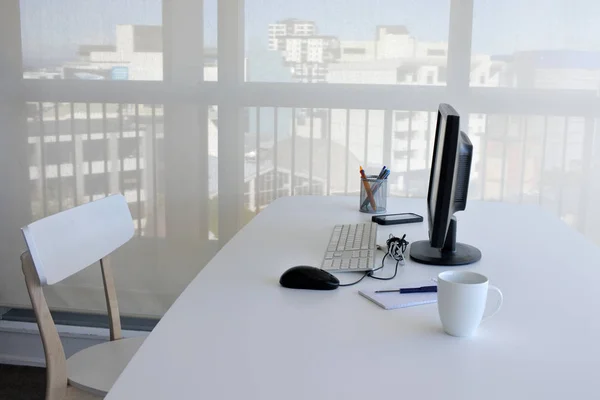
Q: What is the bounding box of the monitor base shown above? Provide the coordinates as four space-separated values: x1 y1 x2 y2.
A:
409 240 482 266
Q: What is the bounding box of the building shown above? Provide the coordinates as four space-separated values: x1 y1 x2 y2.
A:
268 19 317 51
58 25 221 81
497 50 600 90
339 41 376 63
63 25 163 81
375 25 416 59
268 19 340 83
286 24 483 195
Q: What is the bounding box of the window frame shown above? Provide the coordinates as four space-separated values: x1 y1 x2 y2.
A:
4 0 600 244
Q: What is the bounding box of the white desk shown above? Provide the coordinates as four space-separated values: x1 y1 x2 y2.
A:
106 196 600 400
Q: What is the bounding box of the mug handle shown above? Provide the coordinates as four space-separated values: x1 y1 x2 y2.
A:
482 285 503 321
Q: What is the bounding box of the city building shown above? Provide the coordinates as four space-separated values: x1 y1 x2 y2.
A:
339 41 376 63
375 25 416 59
279 23 486 195
268 19 340 83
268 19 317 51
63 25 163 81
57 25 221 81
497 50 600 90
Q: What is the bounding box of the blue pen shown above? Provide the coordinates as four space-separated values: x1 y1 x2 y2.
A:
376 165 387 179
375 285 437 294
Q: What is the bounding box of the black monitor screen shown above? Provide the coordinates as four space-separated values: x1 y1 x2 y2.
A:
427 111 446 234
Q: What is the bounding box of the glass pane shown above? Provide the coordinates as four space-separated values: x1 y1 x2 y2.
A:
246 0 450 84
26 102 166 237
21 0 163 81
471 0 600 89
469 113 598 237
242 106 448 223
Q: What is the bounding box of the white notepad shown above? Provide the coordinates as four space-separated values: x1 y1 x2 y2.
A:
359 280 437 310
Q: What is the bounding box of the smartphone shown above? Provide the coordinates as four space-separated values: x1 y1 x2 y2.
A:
371 213 424 225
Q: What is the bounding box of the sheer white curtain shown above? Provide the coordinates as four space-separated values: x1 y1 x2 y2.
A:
1 0 599 317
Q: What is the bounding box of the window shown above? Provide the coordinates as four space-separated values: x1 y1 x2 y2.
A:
2 0 600 319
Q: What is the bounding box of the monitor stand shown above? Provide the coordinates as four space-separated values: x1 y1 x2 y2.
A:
410 217 481 266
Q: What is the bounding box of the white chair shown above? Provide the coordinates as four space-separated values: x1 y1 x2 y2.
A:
20 194 145 400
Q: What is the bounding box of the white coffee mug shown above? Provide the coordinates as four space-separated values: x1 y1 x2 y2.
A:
437 271 503 337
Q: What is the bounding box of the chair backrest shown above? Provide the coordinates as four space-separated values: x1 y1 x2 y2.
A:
21 194 134 286
20 194 134 399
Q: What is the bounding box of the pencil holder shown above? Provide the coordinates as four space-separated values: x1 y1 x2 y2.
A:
359 175 387 213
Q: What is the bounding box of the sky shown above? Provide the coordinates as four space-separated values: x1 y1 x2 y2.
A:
19 0 600 66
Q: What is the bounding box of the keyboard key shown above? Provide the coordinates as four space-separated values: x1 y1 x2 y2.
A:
322 223 377 272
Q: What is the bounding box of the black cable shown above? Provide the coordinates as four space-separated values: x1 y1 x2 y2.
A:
338 264 384 287
337 270 370 287
368 253 400 281
338 234 409 287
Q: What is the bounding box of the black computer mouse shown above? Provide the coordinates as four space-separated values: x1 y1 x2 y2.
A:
279 266 340 290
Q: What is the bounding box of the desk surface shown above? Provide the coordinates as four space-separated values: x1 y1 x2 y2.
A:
106 197 600 400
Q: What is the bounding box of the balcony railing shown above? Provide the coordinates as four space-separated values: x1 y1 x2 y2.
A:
24 94 600 245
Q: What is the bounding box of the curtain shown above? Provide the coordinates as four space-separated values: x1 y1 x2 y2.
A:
1 0 599 317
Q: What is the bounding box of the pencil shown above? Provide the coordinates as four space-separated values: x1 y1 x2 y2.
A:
359 166 377 210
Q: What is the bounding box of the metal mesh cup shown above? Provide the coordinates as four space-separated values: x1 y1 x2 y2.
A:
359 176 387 213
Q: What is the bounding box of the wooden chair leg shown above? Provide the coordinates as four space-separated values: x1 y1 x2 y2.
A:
21 251 69 400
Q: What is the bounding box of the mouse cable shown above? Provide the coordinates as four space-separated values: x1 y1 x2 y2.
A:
337 265 383 287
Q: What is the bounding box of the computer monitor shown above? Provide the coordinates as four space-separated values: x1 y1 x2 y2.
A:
409 104 482 266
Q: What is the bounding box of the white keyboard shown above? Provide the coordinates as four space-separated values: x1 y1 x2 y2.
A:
321 223 378 272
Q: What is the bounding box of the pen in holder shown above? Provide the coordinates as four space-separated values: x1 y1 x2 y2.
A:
360 175 387 214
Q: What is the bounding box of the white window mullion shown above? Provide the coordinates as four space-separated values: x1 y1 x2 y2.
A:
0 1 29 213
162 0 211 251
0 1 32 307
217 0 246 246
446 0 475 117
163 0 205 84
